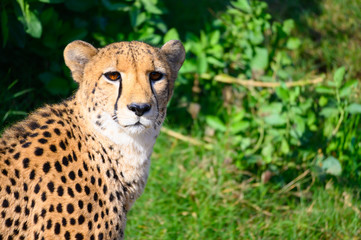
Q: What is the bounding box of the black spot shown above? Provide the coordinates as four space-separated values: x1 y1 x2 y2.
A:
28 121 40 130
38 138 48 144
88 221 93 230
54 161 62 172
34 184 40 194
10 178 16 185
61 176 67 183
14 191 19 199
43 131 51 138
40 125 48 130
68 187 74 197
75 233 84 240
75 184 82 193
70 218 76 225
47 182 54 192
57 120 65 126
41 192 47 201
29 170 35 179
42 162 51 173
109 194 114 202
66 130 72 139
57 186 64 196
84 186 90 195
78 142 82 151
22 142 31 148
5 218 13 227
98 233 104 240
56 204 62 213
30 133 39 138
64 231 70 240
67 204 74 214
78 200 84 209
13 152 20 160
72 151 78 161
34 148 44 156
68 171 76 180
54 223 61 234
46 220 52 229
50 144 57 152
22 222 28 230
103 185 108 194
83 161 88 171
41 112 51 117
23 158 30 168
2 199 9 208
34 214 38 224
46 119 55 124
49 205 54 212
54 128 61 135
62 156 69 166
59 141 66 150
15 205 21 213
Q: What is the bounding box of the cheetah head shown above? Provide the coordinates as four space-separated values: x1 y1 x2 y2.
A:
64 40 185 141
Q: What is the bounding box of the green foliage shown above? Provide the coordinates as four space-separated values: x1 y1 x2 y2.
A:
0 0 360 186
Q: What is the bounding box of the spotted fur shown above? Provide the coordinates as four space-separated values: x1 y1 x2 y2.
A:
0 40 185 239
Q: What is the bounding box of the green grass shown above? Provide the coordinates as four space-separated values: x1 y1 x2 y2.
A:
125 132 361 239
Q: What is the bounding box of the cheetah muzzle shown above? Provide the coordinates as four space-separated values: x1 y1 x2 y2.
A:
0 40 185 239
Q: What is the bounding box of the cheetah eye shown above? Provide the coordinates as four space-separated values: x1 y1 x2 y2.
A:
149 72 164 81
104 71 121 81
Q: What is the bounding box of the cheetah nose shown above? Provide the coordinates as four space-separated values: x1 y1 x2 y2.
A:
127 103 151 116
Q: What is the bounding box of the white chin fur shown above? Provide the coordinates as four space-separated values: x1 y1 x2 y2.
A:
92 112 159 167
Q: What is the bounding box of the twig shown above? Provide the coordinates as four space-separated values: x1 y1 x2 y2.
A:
278 169 310 194
201 73 325 88
161 127 213 150
238 199 273 216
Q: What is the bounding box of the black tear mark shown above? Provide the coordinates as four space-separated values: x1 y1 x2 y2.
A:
114 81 122 116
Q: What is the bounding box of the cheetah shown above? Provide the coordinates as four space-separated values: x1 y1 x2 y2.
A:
0 40 185 239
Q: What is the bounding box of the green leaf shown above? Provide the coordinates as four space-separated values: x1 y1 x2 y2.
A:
315 86 334 94
286 37 301 50
320 107 339 117
164 28 180 43
333 66 345 88
264 113 287 126
209 30 220 45
282 19 295 35
322 156 342 176
250 47 268 70
16 0 42 38
275 86 290 102
231 0 251 13
206 116 226 132
319 96 328 107
196 53 208 74
346 103 361 114
1 8 9 47
141 0 163 14
340 79 358 98
230 121 250 134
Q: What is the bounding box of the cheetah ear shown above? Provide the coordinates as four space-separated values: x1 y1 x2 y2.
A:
64 40 98 82
161 40 185 72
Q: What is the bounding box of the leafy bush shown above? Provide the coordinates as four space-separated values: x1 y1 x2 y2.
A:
1 0 360 182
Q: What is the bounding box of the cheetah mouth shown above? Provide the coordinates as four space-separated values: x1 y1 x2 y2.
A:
124 121 143 127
